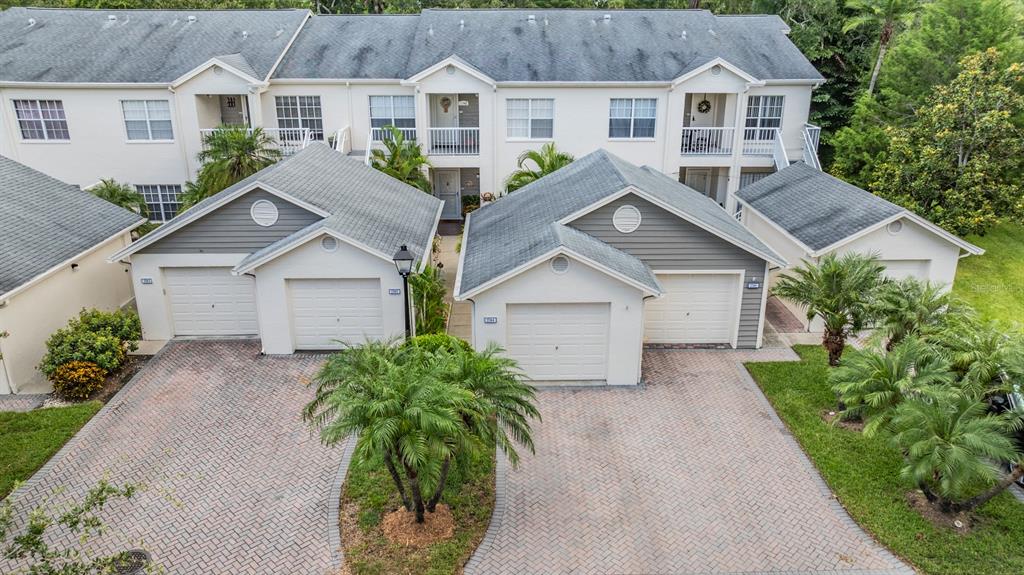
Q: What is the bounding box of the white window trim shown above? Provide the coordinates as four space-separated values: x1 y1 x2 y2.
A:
121 99 174 143
505 98 555 141
136 184 183 223
12 99 70 142
369 94 416 141
274 95 324 140
744 95 785 140
608 98 657 140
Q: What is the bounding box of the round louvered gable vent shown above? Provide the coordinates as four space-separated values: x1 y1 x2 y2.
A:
613 205 642 233
887 220 904 234
250 200 279 227
321 236 338 252
550 255 570 274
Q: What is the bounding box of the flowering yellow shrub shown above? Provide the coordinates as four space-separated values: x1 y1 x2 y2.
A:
51 361 107 401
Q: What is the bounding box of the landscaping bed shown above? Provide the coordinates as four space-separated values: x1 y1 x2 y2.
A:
339 447 495 575
745 345 1024 575
954 221 1024 326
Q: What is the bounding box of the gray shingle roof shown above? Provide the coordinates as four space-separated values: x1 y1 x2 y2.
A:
458 149 782 296
0 155 143 297
128 143 441 267
736 162 905 252
276 9 822 82
0 8 308 83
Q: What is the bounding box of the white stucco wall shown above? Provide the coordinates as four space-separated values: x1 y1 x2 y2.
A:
128 252 250 341
467 254 646 386
250 234 408 354
0 233 134 394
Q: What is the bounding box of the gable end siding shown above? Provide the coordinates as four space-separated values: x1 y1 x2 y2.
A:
570 194 767 348
139 189 322 254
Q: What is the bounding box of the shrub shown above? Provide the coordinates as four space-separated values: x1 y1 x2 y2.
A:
39 329 124 377
75 309 141 352
462 194 480 216
409 263 448 335
50 361 107 400
409 333 471 354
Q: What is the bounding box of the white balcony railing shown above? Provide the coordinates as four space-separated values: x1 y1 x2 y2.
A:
680 127 735 155
802 123 822 171
741 127 778 156
370 126 418 143
199 127 312 157
428 127 480 156
772 129 790 169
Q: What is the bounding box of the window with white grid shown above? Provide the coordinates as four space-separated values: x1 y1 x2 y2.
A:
608 98 656 139
507 98 554 139
745 96 784 141
13 100 70 141
136 184 182 222
121 100 173 141
369 95 416 140
275 96 324 140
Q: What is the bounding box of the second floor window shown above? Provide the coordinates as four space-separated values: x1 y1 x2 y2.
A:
745 96 784 140
507 98 554 139
369 95 415 140
136 184 182 223
275 96 323 140
609 98 656 139
13 99 69 141
122 100 173 141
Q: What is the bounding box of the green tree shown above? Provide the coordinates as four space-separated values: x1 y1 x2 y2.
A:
870 49 1024 236
828 94 893 189
369 126 432 193
870 277 953 350
842 0 922 95
933 314 1024 398
772 252 886 366
88 178 149 218
181 126 282 209
504 143 574 193
830 338 956 434
887 395 1024 512
409 262 448 335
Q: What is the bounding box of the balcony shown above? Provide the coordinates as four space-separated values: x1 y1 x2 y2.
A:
199 127 312 157
428 127 480 156
680 127 735 155
370 126 418 143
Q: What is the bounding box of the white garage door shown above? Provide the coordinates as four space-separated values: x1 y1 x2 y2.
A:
644 273 740 344
881 259 931 280
506 303 609 382
164 267 258 336
289 278 384 349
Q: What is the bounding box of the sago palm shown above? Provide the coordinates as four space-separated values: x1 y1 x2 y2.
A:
773 252 886 366
843 0 922 95
830 337 956 435
504 143 574 193
183 126 282 209
871 277 952 350
933 314 1023 399
887 395 1023 512
370 126 432 193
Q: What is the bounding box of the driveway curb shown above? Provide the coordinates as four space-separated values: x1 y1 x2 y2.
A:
328 435 356 570
735 360 915 575
463 446 509 573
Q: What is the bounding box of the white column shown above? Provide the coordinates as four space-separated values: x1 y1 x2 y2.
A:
725 90 749 214
246 89 264 129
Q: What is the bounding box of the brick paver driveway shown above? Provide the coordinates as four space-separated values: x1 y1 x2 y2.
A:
1 340 340 575
466 349 911 575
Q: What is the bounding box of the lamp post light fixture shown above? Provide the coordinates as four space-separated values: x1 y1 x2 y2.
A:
392 244 415 339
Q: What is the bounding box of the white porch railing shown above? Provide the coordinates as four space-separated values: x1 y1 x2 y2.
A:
199 127 312 157
772 129 789 169
741 127 778 156
802 123 822 170
428 127 480 155
680 127 735 155
370 126 418 142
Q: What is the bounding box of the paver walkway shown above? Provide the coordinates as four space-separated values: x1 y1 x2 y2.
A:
466 348 911 575
438 234 471 342
0 393 47 412
1 340 340 575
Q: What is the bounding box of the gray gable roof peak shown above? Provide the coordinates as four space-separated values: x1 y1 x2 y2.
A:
1 155 144 297
114 143 441 267
736 163 905 252
0 7 308 84
457 149 782 297
274 9 822 82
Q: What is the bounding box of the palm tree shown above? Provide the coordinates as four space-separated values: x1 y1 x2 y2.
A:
887 395 1023 512
871 278 952 350
409 263 448 335
370 126 432 193
89 179 149 218
504 143 574 193
182 126 282 209
830 337 956 435
773 252 887 366
843 0 922 95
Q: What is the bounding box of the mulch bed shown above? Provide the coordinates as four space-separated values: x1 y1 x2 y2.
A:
906 491 974 534
821 409 865 432
42 355 151 408
381 504 455 547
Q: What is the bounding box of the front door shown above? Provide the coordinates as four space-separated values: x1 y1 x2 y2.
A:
682 168 712 198
435 169 461 220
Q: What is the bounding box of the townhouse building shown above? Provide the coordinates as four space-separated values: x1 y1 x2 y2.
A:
0 7 823 223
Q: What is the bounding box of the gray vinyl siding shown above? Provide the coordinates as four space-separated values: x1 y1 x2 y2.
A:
458 94 479 128
570 194 768 348
139 189 322 254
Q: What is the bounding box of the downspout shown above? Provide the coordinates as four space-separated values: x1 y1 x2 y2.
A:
168 85 192 181
491 85 498 196
0 324 14 395
639 294 658 384
346 81 354 146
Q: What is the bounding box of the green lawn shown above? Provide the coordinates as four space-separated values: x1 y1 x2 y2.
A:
954 221 1024 325
746 346 1024 575
341 447 495 575
0 402 101 499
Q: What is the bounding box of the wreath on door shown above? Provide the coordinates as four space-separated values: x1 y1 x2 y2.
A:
697 99 712 114
441 97 452 113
